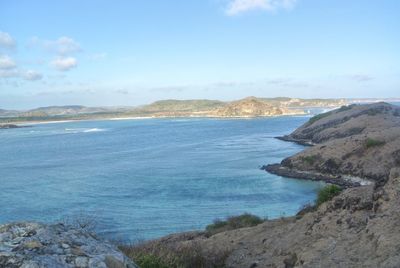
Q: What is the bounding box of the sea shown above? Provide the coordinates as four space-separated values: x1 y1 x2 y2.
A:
0 114 326 241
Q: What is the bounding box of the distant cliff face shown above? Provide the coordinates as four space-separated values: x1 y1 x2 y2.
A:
211 97 304 117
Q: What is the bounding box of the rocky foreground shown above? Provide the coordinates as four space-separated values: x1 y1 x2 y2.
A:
126 102 400 267
0 222 137 268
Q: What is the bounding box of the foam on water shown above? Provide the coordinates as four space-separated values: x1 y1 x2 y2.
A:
65 128 107 133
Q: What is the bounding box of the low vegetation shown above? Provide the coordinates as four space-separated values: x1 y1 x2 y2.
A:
307 111 333 125
316 185 342 207
120 241 229 268
300 155 317 165
306 105 354 126
205 213 264 236
364 138 386 149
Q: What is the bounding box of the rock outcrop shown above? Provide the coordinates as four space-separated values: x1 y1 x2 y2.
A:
0 124 24 129
0 222 138 268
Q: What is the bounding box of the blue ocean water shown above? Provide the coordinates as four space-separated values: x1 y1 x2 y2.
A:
0 116 324 241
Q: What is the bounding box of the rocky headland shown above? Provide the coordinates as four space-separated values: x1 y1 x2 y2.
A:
122 102 400 267
265 102 400 187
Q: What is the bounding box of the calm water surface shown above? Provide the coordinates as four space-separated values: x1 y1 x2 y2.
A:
0 116 324 240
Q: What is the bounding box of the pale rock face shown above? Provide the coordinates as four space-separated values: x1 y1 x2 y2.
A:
0 222 138 268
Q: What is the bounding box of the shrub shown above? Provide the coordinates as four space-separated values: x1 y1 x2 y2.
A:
205 213 264 236
307 111 332 125
337 105 354 112
316 185 342 207
120 240 229 268
364 138 385 149
366 108 382 116
300 155 317 165
132 254 170 268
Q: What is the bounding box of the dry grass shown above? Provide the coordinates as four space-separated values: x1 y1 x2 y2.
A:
120 240 230 268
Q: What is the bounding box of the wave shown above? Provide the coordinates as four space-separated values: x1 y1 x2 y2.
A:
64 128 107 133
83 128 106 133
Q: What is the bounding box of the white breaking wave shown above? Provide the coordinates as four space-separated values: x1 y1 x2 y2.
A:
64 128 107 133
83 128 106 133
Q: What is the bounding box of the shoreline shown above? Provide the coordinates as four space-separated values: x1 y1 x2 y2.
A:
2 112 312 127
262 163 374 188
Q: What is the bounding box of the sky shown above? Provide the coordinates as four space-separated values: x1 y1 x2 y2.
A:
0 0 399 109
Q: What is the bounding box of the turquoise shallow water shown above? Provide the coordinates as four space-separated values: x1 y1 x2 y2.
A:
0 116 324 241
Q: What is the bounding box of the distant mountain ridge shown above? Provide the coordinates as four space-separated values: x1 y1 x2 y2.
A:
0 97 350 123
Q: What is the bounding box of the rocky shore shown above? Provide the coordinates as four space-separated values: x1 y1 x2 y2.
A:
0 124 25 129
0 222 138 268
262 164 371 188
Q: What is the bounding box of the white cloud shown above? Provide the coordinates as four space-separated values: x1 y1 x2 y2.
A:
22 70 43 81
30 36 81 55
226 0 297 15
0 31 16 48
51 57 78 71
0 68 42 81
0 55 16 70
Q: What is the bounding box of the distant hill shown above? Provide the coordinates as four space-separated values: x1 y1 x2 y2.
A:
0 97 349 123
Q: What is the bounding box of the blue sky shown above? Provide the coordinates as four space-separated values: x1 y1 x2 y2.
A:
0 0 399 109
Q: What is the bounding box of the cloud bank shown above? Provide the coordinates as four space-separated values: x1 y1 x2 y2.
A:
226 0 297 15
30 36 81 55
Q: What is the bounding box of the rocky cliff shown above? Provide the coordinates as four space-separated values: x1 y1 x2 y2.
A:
210 97 304 117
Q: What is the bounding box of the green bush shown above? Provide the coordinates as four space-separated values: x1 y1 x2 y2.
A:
316 185 342 207
364 138 385 148
206 213 264 236
306 105 354 126
307 111 332 125
134 254 170 268
300 155 317 165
